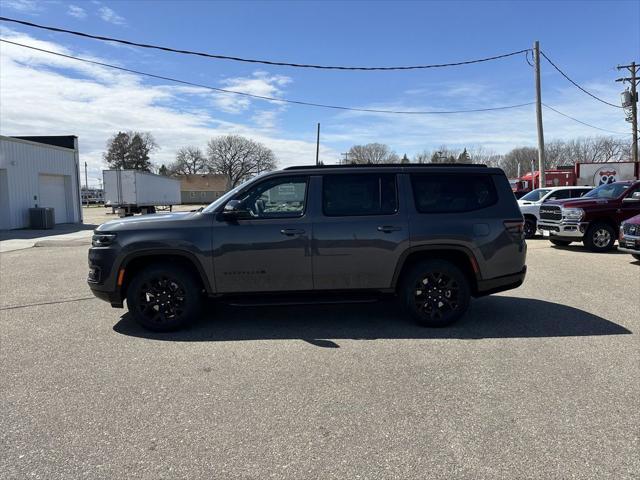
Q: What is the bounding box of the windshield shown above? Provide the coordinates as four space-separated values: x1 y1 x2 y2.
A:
520 189 552 201
201 173 269 213
583 182 630 199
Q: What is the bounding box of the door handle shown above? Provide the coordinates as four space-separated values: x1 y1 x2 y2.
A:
377 225 402 233
280 228 305 236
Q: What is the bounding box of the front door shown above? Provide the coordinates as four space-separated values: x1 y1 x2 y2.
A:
312 172 409 290
212 175 312 293
619 186 640 224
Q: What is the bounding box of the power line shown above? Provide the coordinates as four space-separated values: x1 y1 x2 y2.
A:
0 16 530 71
540 51 622 108
542 103 629 135
0 38 536 115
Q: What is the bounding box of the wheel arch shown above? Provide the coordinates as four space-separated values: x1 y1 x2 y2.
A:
392 246 481 296
118 249 212 299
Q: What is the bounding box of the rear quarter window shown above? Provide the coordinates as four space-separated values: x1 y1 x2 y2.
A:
410 173 498 213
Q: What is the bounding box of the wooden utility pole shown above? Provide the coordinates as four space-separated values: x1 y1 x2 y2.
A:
533 40 546 189
616 62 639 164
315 123 320 165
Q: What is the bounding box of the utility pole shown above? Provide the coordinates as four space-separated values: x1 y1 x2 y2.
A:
533 40 546 189
315 123 321 165
84 161 88 205
341 152 349 164
616 62 639 164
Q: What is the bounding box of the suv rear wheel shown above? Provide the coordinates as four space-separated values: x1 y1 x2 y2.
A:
401 259 470 327
584 222 616 252
126 264 203 331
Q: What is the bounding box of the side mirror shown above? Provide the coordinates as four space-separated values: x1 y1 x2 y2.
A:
223 199 250 219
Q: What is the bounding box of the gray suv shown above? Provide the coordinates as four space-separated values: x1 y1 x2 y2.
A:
88 164 527 331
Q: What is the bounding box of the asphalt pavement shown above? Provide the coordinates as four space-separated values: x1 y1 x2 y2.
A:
0 239 638 479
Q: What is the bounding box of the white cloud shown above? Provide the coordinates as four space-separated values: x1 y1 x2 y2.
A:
213 71 292 113
0 31 336 187
323 78 629 158
1 0 40 13
67 4 87 19
98 6 126 25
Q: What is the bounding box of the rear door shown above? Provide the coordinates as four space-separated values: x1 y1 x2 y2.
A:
312 172 409 290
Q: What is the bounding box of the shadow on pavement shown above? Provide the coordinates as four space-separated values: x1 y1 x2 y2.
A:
0 223 97 241
113 296 631 345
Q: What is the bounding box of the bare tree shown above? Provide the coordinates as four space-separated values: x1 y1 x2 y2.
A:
170 146 207 175
348 143 399 164
206 135 277 189
499 147 538 178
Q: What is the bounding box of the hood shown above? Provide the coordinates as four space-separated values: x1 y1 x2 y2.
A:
623 213 640 225
96 211 200 232
542 197 611 209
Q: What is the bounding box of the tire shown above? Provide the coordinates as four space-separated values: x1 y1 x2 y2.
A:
583 222 616 252
523 218 537 239
126 264 203 331
550 239 572 246
401 259 470 327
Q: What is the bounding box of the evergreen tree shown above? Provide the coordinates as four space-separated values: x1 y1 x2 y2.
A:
457 148 471 163
103 131 157 171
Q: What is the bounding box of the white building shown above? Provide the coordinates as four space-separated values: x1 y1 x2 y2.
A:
0 135 83 230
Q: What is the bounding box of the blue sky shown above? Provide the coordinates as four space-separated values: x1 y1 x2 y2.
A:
0 0 638 185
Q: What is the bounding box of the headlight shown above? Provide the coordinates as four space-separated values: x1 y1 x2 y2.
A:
561 208 584 220
92 232 117 247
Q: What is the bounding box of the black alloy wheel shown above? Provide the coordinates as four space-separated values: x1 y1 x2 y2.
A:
403 260 470 327
127 264 202 331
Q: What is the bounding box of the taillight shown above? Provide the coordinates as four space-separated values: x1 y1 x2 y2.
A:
504 219 524 240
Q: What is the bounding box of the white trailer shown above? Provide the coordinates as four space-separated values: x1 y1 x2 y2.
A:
103 170 181 216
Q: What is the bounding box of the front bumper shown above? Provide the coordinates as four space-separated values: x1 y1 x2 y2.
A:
87 246 124 308
618 232 640 255
537 220 587 239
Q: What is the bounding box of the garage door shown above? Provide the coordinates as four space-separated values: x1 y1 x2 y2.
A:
39 174 69 224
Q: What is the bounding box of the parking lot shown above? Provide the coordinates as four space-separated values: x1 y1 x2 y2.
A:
1 234 638 479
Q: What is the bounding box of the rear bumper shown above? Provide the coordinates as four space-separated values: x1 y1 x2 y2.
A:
475 266 527 297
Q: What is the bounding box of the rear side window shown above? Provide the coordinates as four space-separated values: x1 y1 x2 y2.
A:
572 189 590 198
410 174 497 213
547 189 571 200
323 173 398 216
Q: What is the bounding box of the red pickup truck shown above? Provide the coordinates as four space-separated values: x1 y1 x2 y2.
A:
537 180 640 252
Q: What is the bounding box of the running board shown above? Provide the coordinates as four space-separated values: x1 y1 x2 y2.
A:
223 293 380 307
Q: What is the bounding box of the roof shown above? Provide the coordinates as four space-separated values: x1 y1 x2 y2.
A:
280 163 503 175
11 135 77 150
176 173 227 192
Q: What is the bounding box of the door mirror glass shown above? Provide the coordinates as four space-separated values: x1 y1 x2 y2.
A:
622 191 640 203
223 199 251 218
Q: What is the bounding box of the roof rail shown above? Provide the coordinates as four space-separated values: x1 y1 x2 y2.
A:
284 163 487 170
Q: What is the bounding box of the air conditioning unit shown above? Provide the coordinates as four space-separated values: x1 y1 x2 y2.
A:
29 207 55 229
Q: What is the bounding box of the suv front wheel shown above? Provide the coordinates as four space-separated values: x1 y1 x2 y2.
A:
126 264 203 331
402 259 471 327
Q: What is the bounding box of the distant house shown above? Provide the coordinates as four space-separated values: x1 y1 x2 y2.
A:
177 174 227 204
